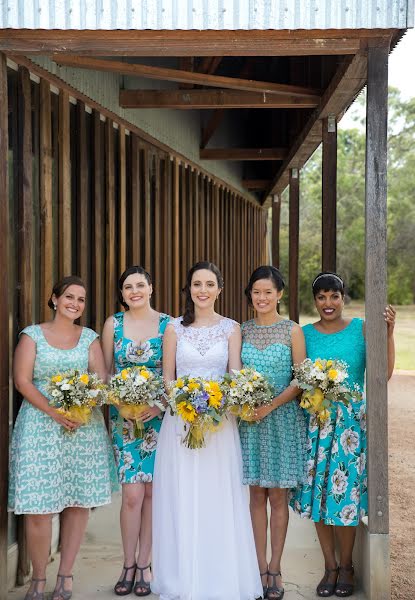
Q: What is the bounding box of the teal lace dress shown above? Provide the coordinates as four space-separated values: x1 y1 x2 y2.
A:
239 319 307 488
291 318 367 526
110 311 170 484
8 325 118 515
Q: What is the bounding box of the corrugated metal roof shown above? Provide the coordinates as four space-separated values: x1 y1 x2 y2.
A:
1 0 413 30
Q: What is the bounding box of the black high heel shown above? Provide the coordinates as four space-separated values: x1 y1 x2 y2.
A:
317 566 339 597
24 578 46 600
114 564 137 596
134 564 152 597
267 571 284 600
335 564 354 597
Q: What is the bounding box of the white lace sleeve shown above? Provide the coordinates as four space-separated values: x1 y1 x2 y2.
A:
221 318 240 339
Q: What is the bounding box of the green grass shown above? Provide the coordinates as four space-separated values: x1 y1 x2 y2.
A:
282 302 415 371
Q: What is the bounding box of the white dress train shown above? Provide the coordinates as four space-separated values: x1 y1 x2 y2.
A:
152 317 262 600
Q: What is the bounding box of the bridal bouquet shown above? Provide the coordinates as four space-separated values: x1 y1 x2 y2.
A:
291 358 362 424
222 368 273 421
168 376 226 449
108 366 166 437
47 370 107 427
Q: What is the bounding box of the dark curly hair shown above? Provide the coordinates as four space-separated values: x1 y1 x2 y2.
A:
118 266 152 310
244 265 285 307
312 272 345 297
48 275 86 310
182 261 224 327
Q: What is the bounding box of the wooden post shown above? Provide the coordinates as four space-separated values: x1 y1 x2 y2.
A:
289 168 300 323
322 115 337 272
76 101 89 324
365 41 389 536
58 91 71 277
0 52 10 600
92 110 104 332
271 194 281 267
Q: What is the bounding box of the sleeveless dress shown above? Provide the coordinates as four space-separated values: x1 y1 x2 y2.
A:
110 311 170 484
152 317 262 600
239 319 307 488
8 325 118 515
291 318 367 526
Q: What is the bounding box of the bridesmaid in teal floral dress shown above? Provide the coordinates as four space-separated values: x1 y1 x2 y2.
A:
239 266 307 600
9 276 117 600
291 272 396 597
102 265 169 596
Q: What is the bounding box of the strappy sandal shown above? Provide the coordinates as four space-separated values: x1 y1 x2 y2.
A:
24 578 46 600
317 566 339 597
134 564 152 597
267 571 284 600
51 574 73 600
114 564 137 596
335 564 354 597
260 569 268 599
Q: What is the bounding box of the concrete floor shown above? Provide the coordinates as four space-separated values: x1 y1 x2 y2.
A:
9 492 366 600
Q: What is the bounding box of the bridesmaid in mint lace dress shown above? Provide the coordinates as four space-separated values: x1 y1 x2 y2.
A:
239 266 307 600
102 266 170 596
291 272 396 598
8 276 117 600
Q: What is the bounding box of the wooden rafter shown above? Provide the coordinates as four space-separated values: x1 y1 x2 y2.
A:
0 29 390 56
243 179 272 190
53 55 320 98
200 148 287 161
119 89 320 109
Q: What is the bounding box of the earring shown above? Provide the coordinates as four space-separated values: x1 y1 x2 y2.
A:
53 304 57 310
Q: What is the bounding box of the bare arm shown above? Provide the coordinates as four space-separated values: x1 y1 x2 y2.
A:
228 324 242 372
254 324 306 420
13 334 78 430
162 324 177 385
88 338 108 381
101 316 115 380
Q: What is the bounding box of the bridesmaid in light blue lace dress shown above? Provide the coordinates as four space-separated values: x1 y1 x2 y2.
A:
8 276 117 600
290 272 396 597
102 265 170 596
239 266 307 600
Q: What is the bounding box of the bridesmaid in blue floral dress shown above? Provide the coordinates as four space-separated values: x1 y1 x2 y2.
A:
239 266 307 600
291 272 396 597
102 265 170 596
9 276 117 600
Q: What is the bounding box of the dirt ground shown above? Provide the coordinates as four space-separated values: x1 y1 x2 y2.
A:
389 373 415 599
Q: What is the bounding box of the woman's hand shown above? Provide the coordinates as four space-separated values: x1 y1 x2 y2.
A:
253 403 275 421
48 407 79 431
140 405 162 423
384 304 396 337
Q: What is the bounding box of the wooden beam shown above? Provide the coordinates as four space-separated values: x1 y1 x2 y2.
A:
76 101 89 323
365 42 390 539
105 119 116 315
322 115 337 272
271 194 281 267
179 57 194 89
0 52 9 600
243 179 272 191
118 125 127 275
58 90 71 276
92 109 104 332
288 169 299 323
54 55 320 98
0 28 383 56
200 148 287 161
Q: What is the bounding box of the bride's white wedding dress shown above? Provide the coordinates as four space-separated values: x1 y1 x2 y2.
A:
152 317 262 600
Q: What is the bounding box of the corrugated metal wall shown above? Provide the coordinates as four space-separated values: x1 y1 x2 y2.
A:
1 0 413 30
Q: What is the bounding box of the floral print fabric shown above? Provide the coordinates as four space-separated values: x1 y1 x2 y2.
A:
110 312 170 484
239 320 307 488
8 325 118 514
290 318 367 526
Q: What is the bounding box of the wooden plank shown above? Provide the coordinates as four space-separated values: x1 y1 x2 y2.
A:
142 147 151 273
76 101 89 323
200 110 225 149
365 42 390 537
200 148 287 161
118 125 127 275
105 119 116 315
178 57 194 89
322 116 337 272
153 154 161 310
120 89 320 109
243 179 272 190
58 90 71 276
272 194 281 267
193 170 200 261
0 52 9 600
39 79 53 322
288 169 300 323
172 158 180 317
54 55 320 98
162 158 172 313
0 29 374 56
187 168 194 268
130 134 141 266
92 110 104 332
180 164 188 289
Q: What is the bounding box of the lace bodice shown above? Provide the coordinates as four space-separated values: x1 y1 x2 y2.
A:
169 316 238 380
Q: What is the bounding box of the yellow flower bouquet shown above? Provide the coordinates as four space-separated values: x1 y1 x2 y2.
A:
222 368 273 421
291 358 362 425
47 370 106 428
168 376 226 449
108 366 166 437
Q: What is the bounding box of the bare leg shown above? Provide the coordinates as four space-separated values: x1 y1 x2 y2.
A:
135 483 153 593
267 488 289 595
52 507 89 598
315 521 338 593
249 486 269 590
116 483 145 593
335 526 357 587
25 514 53 595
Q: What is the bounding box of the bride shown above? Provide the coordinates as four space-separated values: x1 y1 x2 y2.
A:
152 262 262 600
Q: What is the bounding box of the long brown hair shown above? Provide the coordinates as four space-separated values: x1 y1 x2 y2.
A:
182 261 224 327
